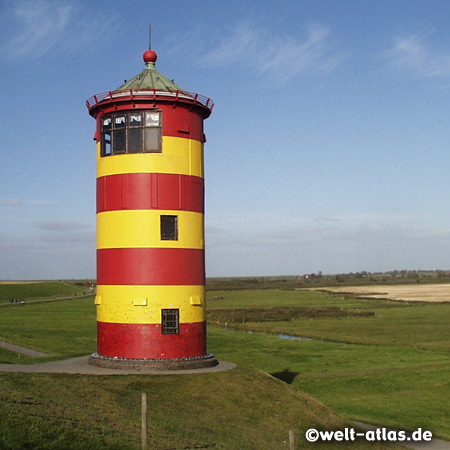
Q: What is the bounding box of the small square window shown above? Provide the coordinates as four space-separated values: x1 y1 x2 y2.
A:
101 117 112 131
129 112 142 127
145 111 161 127
114 114 126 128
161 215 178 240
128 128 142 153
144 127 161 153
113 129 126 153
162 309 179 334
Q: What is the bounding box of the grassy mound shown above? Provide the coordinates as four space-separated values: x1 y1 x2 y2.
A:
0 368 397 450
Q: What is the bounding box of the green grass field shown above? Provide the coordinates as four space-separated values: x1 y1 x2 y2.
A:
0 281 90 303
0 284 448 448
0 298 399 449
207 289 450 440
0 296 97 359
207 290 449 352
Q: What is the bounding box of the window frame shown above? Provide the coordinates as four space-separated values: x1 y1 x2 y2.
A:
100 110 162 156
160 215 178 241
161 309 180 334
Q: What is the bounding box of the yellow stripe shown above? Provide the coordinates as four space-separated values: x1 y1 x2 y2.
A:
96 137 203 178
96 285 205 324
97 209 204 249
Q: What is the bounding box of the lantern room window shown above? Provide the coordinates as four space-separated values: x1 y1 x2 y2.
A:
100 111 162 156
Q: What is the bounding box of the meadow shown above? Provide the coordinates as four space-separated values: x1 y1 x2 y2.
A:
207 288 450 440
0 282 448 448
0 281 90 303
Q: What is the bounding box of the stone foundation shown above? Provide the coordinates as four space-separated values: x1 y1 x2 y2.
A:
88 352 218 371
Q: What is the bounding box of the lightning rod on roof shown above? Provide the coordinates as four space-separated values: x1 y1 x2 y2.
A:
149 24 152 50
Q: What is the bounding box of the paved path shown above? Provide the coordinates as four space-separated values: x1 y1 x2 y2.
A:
0 339 51 357
0 355 236 376
354 422 450 450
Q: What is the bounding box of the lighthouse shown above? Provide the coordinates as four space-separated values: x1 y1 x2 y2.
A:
86 44 216 369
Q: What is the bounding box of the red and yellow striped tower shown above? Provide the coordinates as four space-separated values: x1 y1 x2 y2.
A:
86 47 216 369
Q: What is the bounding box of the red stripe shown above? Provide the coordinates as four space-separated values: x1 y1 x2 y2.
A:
97 248 205 285
97 173 204 213
97 321 206 359
94 103 205 141
162 103 204 141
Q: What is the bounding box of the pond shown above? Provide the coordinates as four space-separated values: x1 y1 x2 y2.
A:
277 333 313 341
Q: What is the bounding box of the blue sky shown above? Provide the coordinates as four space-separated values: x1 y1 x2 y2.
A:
1 0 450 279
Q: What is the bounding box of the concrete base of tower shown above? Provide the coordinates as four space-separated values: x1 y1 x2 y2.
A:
88 352 218 371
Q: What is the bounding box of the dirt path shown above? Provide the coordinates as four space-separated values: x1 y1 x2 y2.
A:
0 340 51 357
0 355 236 375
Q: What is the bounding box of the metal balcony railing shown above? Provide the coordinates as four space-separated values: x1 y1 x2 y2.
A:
86 89 214 112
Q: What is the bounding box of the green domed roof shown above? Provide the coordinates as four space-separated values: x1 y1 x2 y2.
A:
116 51 188 93
86 48 214 117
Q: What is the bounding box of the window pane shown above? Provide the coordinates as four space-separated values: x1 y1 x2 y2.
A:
129 113 142 127
145 111 161 127
113 129 126 153
114 114 126 129
101 116 112 131
160 215 178 240
144 128 161 152
102 132 111 156
128 128 142 153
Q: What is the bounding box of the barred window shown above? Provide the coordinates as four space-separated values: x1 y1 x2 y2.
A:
161 309 179 334
100 111 161 156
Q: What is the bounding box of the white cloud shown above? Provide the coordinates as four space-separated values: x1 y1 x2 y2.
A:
0 0 118 63
4 1 72 60
386 32 450 78
199 22 348 82
30 199 58 207
313 216 340 223
33 220 90 232
0 199 23 207
159 26 204 58
0 198 57 208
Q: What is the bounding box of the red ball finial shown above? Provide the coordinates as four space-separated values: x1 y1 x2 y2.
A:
143 49 157 64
